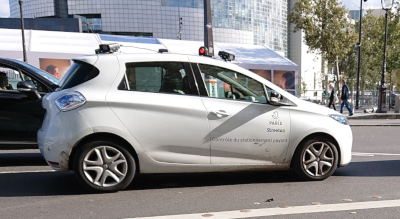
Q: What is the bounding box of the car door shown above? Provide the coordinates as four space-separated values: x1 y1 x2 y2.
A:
0 64 49 146
106 60 211 164
191 62 291 164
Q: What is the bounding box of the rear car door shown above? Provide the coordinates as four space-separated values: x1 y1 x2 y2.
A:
190 62 291 164
106 59 211 164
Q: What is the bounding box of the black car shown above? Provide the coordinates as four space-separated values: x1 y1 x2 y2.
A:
0 57 59 149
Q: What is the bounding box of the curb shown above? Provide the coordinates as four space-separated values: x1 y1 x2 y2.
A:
347 113 400 120
350 124 400 127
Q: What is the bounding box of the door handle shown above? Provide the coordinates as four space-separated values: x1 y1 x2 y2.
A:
211 110 231 117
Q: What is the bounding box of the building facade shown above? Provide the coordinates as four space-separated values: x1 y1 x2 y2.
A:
288 0 324 99
349 8 385 21
0 18 81 32
9 0 289 57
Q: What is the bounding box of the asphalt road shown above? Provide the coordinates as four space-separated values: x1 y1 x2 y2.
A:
1 126 400 219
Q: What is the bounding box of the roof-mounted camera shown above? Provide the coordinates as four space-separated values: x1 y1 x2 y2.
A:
95 43 120 54
218 51 235 62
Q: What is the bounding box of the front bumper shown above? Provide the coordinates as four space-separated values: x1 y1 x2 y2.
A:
38 110 93 171
336 124 353 167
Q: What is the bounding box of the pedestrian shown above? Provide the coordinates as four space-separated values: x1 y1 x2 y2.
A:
328 83 336 110
340 79 353 116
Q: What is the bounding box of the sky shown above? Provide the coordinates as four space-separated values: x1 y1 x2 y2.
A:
0 0 391 18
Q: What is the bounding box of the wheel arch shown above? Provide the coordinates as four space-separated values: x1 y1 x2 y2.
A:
68 132 140 173
290 132 341 167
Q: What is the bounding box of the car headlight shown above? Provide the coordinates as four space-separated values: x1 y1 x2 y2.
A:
329 114 348 125
55 92 86 112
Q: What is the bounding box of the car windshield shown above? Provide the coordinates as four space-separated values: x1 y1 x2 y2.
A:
16 60 60 85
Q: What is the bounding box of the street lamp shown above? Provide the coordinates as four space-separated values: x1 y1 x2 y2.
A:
377 0 393 113
18 0 27 63
355 0 367 110
389 45 395 110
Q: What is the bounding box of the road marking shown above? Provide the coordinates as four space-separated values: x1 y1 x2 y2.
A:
352 152 400 157
352 153 374 157
0 170 55 174
131 199 400 219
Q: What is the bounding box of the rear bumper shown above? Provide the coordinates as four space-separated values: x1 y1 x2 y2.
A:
38 110 93 171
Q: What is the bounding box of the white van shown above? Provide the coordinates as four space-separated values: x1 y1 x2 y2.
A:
38 49 352 192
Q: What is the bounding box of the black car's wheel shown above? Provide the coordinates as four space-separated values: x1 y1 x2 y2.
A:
293 137 338 180
73 139 136 192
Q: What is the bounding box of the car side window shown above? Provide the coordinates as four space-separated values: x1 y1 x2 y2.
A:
198 64 267 104
264 85 292 105
0 67 22 91
123 62 192 95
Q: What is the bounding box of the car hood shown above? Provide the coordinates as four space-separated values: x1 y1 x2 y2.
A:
290 98 341 116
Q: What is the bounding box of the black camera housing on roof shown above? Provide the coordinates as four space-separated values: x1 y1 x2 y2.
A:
95 43 120 54
218 51 235 62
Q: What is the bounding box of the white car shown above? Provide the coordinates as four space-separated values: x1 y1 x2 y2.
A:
38 47 352 192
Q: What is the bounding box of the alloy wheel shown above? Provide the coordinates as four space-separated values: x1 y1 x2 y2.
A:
302 142 335 177
82 146 128 187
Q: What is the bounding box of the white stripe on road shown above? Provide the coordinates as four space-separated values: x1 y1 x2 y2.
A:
352 152 400 157
0 170 55 174
131 199 400 219
352 153 374 157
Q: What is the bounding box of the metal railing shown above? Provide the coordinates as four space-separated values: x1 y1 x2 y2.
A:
300 89 400 110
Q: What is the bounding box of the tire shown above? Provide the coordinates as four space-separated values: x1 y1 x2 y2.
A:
73 139 136 192
293 137 338 181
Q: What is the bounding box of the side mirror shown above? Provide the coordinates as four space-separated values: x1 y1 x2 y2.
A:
17 81 37 92
17 81 41 99
270 90 281 105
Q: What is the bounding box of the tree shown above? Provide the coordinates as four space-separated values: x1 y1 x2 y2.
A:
343 8 400 91
298 77 308 96
288 0 358 93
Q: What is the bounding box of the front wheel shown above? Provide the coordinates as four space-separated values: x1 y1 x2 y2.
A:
293 137 338 180
73 140 136 192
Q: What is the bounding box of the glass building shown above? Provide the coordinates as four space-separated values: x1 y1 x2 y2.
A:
349 10 366 21
9 0 289 56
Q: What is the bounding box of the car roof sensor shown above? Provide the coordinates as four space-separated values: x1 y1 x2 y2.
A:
218 51 235 62
95 43 120 54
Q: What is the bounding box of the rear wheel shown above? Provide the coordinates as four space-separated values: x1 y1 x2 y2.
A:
73 140 135 192
293 137 338 180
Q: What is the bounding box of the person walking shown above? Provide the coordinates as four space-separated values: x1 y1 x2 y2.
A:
340 79 353 116
328 83 336 110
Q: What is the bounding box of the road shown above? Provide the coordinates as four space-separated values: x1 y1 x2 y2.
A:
1 126 400 219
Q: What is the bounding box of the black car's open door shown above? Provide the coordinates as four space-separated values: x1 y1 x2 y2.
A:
0 59 58 149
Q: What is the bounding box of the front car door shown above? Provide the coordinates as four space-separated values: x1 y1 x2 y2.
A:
106 57 211 164
190 60 291 164
0 64 50 148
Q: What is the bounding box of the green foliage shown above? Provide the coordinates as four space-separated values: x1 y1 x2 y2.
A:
341 5 400 90
298 77 308 96
288 0 358 62
288 0 358 92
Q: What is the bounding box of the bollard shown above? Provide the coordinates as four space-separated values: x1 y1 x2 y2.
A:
395 94 400 113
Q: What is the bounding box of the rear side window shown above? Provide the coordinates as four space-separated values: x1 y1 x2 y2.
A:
59 61 99 90
122 62 193 95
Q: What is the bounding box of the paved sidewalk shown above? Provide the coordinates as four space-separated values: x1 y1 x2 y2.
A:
327 107 400 125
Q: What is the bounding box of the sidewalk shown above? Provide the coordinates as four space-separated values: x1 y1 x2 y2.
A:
330 108 400 126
